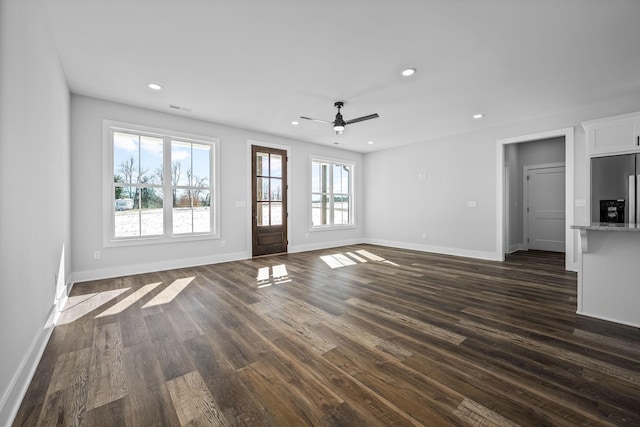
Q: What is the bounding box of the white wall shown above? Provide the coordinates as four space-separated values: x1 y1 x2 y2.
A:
363 130 498 259
70 95 364 281
0 0 71 423
364 94 640 261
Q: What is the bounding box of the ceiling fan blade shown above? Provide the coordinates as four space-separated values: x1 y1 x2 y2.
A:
300 116 333 124
345 113 379 125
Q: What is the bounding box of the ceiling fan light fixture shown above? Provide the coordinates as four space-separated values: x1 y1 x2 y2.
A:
300 101 378 135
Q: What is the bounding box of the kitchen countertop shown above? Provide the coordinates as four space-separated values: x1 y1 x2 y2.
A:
571 223 640 232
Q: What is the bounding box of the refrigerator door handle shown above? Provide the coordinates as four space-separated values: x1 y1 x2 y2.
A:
636 174 640 225
630 175 636 225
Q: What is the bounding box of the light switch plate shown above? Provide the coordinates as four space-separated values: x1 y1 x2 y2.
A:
467 201 478 208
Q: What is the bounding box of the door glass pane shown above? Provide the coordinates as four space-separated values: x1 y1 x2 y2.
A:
270 178 282 201
312 194 329 226
256 152 269 176
173 189 192 234
171 141 192 186
113 132 140 183
257 177 268 201
257 202 270 226
140 136 163 184
271 202 282 225
333 195 350 225
270 154 282 178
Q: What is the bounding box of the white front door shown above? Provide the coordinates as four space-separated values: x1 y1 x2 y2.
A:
525 165 566 252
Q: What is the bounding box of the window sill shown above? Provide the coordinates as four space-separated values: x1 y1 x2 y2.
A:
309 224 357 233
104 232 219 248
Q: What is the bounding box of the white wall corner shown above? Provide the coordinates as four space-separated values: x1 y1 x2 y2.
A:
508 244 524 254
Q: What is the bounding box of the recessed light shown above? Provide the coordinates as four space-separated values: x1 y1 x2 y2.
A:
401 68 416 77
148 83 162 90
368 141 374 145
473 113 484 119
291 121 299 126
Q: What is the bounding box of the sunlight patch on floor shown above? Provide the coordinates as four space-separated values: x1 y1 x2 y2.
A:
346 252 367 263
142 277 194 308
96 282 162 318
58 288 130 325
321 249 399 269
257 264 291 288
356 249 385 262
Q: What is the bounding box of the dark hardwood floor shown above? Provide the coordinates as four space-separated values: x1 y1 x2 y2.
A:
13 245 640 426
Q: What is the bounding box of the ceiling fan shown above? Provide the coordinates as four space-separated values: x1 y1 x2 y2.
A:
301 101 379 135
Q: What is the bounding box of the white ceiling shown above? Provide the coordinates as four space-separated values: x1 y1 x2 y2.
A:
43 0 640 153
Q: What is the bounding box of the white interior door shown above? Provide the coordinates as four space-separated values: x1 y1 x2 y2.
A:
525 165 566 252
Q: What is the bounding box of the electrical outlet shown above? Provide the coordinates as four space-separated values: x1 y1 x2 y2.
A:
93 251 101 260
422 233 427 240
221 240 226 247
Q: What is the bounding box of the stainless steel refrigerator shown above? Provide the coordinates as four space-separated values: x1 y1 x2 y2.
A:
591 153 640 224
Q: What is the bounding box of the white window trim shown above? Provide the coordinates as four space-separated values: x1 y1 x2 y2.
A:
102 120 220 247
309 155 356 231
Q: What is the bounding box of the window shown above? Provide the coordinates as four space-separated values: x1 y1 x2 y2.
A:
311 158 354 228
104 121 218 245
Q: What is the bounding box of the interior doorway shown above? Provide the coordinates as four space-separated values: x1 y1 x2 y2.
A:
496 127 576 272
251 145 288 257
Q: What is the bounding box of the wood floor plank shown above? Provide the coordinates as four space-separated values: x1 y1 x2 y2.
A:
15 245 640 426
183 333 276 426
123 342 182 426
346 297 467 345
271 334 421 427
166 370 228 426
86 322 127 410
36 348 91 426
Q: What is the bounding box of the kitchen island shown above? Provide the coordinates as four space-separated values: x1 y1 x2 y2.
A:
572 223 640 327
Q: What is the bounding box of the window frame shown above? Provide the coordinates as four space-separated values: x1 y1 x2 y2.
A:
103 120 220 247
309 156 356 231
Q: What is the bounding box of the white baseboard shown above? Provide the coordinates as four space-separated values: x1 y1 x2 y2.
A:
363 238 501 262
0 275 72 427
576 310 640 329
508 243 524 254
288 238 364 254
70 250 250 284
